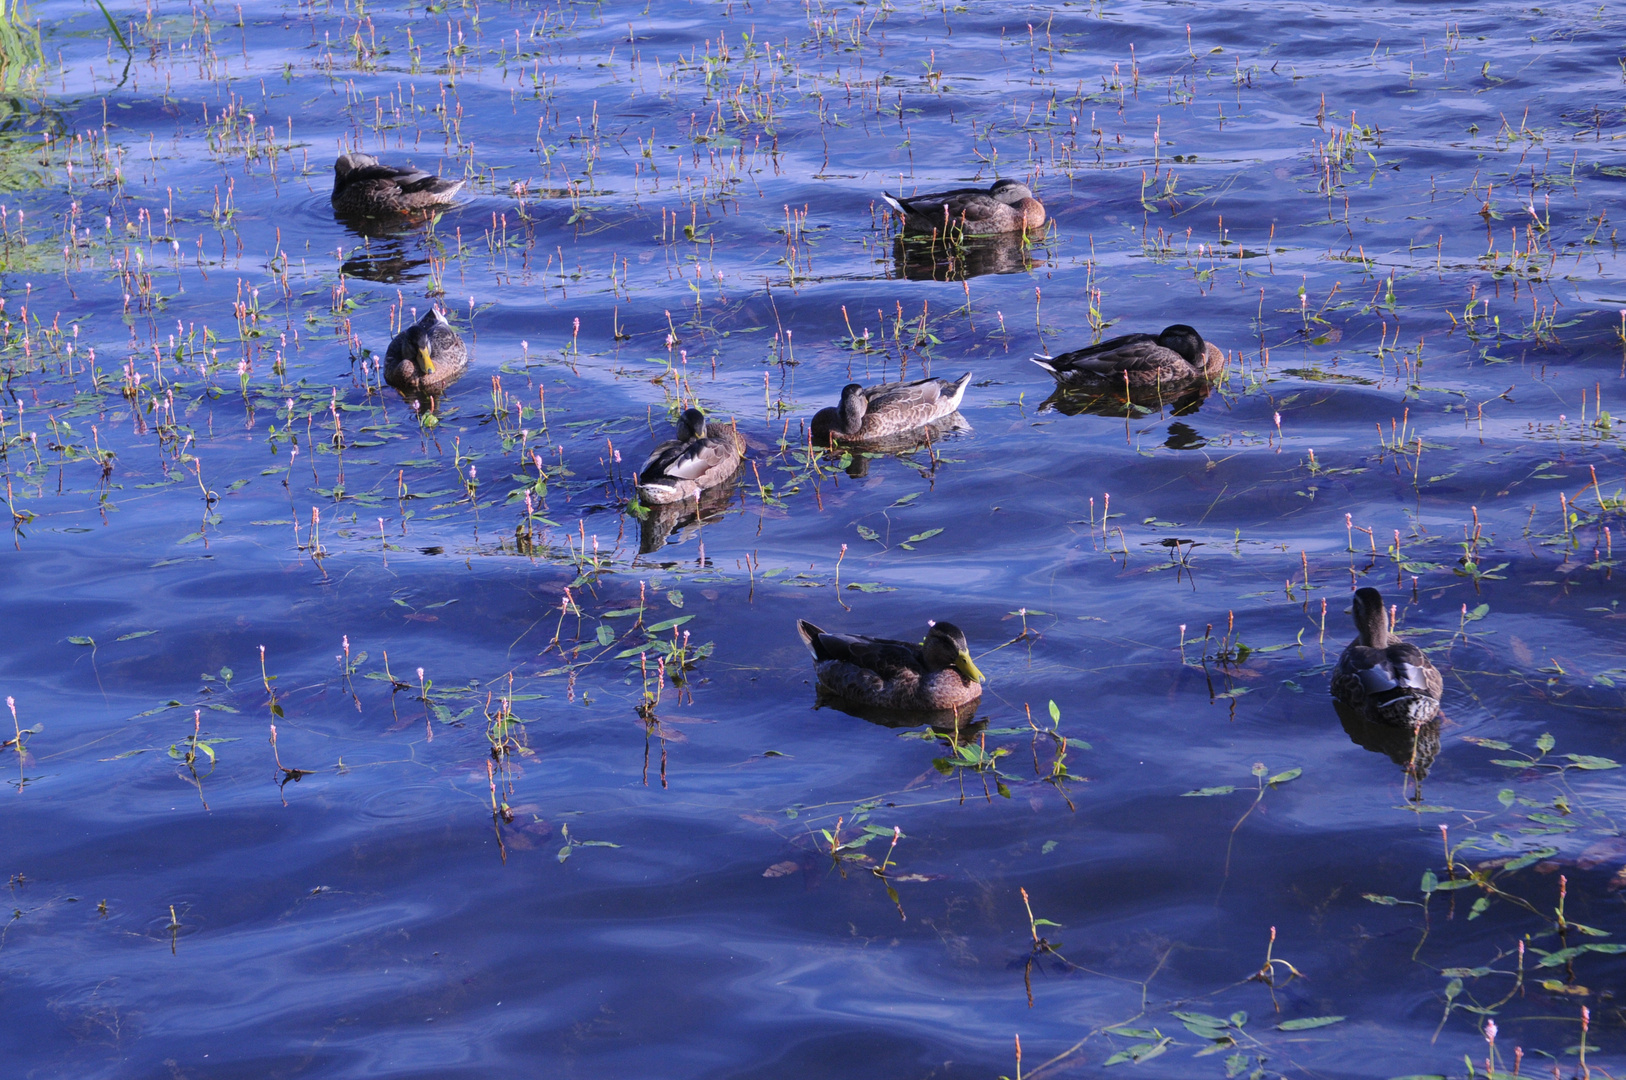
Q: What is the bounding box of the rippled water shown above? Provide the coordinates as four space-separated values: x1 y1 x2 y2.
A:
4 1 1626 1076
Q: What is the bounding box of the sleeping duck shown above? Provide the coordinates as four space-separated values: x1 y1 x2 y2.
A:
636 408 746 506
882 179 1045 236
332 153 464 217
811 373 971 447
1032 324 1225 391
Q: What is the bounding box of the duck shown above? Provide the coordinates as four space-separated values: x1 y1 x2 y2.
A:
881 179 1045 236
1031 325 1225 390
383 307 469 396
331 153 464 217
811 372 971 446
797 619 984 712
636 408 746 506
1330 587 1443 727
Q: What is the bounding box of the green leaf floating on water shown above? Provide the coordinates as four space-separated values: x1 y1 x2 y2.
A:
899 528 942 550
1533 943 1626 967
1103 1037 1171 1065
1182 786 1236 797
1277 1015 1345 1031
645 615 694 634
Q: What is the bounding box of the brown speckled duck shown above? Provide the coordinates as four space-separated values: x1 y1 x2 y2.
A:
882 179 1045 236
636 408 746 506
1330 587 1443 727
332 153 464 217
383 307 469 396
1032 325 1224 391
811 373 970 447
797 619 984 712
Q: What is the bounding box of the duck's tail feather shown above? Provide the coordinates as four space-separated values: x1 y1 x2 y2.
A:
796 619 826 659
1029 355 1059 376
880 193 907 216
1368 686 1439 727
637 481 684 505
944 372 973 410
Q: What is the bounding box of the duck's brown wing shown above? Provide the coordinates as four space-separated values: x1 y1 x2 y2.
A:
1385 642 1442 698
802 626 926 679
346 163 456 196
643 429 740 485
895 186 988 219
864 376 948 411
637 436 689 483
1045 334 1179 377
1335 640 1440 699
859 375 968 434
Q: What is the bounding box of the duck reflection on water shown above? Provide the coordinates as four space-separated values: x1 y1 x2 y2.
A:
1037 380 1216 450
820 412 971 479
1336 700 1442 787
635 476 742 554
812 689 986 747
887 233 1045 282
339 237 430 284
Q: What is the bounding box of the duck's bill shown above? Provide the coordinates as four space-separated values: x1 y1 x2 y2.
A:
416 345 436 373
954 650 985 683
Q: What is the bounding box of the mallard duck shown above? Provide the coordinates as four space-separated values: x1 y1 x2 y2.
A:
636 408 746 506
881 179 1045 236
811 373 971 446
797 619 984 712
1031 325 1225 390
332 153 464 217
384 307 469 395
1330 587 1443 727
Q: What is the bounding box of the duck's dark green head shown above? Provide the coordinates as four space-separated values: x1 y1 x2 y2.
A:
1156 324 1206 365
990 178 1034 204
679 408 707 440
924 620 983 683
406 324 435 374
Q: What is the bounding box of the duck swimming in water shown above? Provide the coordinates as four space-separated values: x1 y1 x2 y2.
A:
1330 587 1443 727
383 307 468 396
635 408 746 506
881 179 1045 236
797 619 984 712
1031 324 1225 391
332 153 464 217
811 373 971 447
